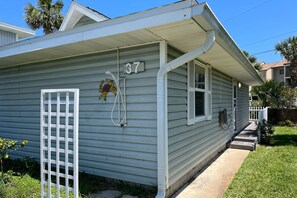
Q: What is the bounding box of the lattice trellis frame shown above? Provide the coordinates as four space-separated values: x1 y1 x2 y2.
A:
40 89 79 198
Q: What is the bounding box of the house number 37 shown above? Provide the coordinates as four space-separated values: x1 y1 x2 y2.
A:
124 62 145 74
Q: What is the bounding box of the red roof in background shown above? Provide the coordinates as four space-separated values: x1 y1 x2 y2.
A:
261 59 290 71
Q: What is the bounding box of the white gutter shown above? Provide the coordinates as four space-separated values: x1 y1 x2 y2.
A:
156 30 215 198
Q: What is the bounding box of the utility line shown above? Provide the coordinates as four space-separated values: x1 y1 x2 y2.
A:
242 29 297 47
252 49 276 56
223 0 274 23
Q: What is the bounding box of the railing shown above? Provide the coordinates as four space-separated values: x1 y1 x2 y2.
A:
249 107 268 122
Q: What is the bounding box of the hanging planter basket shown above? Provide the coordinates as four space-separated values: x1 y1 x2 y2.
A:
99 79 117 101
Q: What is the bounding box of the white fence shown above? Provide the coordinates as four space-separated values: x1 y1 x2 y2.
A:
249 107 268 122
40 89 79 198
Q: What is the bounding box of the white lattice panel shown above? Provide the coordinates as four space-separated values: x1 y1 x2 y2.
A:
40 89 79 198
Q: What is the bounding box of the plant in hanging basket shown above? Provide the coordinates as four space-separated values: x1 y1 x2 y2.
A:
98 79 117 101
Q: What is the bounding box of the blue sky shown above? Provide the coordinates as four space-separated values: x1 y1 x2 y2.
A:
1 0 296 63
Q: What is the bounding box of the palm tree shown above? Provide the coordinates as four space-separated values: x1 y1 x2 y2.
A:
275 36 297 86
25 0 64 35
243 50 262 71
275 36 297 66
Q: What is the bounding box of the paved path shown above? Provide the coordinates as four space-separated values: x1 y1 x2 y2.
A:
238 122 258 137
175 148 250 198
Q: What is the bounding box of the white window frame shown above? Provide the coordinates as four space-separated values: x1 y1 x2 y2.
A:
187 60 212 125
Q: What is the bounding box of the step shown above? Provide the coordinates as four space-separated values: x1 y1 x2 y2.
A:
234 136 257 143
230 141 255 151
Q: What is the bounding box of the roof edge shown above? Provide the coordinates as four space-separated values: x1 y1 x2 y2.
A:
0 0 194 54
0 0 265 86
59 1 109 31
193 3 264 86
0 22 35 38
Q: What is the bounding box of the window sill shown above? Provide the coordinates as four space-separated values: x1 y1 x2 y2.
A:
195 115 212 123
187 115 212 125
195 116 206 122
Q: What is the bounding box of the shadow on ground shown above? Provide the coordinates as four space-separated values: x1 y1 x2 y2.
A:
271 134 297 146
3 158 156 197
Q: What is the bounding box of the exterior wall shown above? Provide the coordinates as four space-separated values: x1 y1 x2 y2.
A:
272 67 284 83
259 70 266 80
265 68 273 80
74 16 96 28
0 29 16 46
236 83 249 132
285 66 297 87
285 65 294 78
167 46 233 191
0 43 160 185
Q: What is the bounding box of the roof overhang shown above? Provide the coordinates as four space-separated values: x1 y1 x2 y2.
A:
0 1 263 86
0 22 35 39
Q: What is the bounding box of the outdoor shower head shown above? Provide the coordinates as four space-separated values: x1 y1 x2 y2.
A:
105 71 112 75
105 71 117 82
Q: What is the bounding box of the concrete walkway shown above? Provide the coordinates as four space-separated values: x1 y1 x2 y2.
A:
175 148 250 198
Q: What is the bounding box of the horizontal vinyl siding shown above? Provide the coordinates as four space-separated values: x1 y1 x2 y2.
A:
237 83 249 132
0 44 159 186
167 46 232 186
0 30 16 46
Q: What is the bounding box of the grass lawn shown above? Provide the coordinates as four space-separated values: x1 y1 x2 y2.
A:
0 173 42 198
224 126 297 198
0 159 156 198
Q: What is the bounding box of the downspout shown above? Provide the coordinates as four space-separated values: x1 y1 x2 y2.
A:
156 30 215 198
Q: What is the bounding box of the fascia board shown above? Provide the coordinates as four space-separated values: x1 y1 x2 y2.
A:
59 2 108 31
59 3 77 31
192 3 264 85
0 2 195 59
74 3 108 22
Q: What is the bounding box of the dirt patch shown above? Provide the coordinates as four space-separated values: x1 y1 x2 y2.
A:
92 190 138 198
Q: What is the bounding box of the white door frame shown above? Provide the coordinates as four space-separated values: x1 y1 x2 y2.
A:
232 79 238 134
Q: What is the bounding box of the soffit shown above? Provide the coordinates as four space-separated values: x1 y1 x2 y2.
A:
0 5 261 85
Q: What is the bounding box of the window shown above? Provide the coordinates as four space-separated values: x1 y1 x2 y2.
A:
279 69 284 75
187 60 212 125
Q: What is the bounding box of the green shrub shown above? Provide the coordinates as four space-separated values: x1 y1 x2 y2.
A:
0 138 28 182
278 119 295 127
0 172 40 198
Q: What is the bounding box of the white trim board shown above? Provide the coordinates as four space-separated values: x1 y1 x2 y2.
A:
59 1 109 31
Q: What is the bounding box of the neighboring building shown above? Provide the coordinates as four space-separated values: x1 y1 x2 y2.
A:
261 59 294 86
0 22 35 46
0 1 263 197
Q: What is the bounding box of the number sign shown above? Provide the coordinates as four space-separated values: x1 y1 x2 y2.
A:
124 62 145 74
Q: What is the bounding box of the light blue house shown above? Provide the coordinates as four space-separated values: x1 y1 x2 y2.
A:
0 21 34 46
0 1 262 197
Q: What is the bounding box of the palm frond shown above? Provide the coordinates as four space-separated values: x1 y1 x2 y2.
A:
24 3 42 30
24 0 64 34
53 0 64 11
